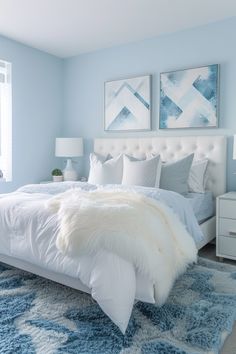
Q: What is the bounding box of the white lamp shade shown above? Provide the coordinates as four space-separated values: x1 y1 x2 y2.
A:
55 138 83 157
233 135 236 160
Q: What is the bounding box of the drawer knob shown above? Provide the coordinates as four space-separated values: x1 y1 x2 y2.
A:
229 231 236 236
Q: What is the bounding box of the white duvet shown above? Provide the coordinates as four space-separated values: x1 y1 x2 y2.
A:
0 182 202 333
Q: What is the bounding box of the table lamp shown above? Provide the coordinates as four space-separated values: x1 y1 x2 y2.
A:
55 137 83 181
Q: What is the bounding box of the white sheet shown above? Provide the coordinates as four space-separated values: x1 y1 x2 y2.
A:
0 182 202 333
185 191 214 223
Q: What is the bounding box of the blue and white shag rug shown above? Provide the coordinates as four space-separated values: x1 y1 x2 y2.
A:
0 258 236 354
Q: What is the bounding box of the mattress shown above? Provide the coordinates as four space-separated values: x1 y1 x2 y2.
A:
185 191 214 224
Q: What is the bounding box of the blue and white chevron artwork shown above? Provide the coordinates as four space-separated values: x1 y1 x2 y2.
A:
105 75 151 131
159 64 219 129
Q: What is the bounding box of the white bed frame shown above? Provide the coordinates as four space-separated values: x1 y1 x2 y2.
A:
94 135 227 249
0 135 226 292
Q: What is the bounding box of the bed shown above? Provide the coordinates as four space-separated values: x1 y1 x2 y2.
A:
94 135 226 248
0 135 227 332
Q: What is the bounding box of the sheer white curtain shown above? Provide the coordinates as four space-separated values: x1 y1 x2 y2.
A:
0 61 12 181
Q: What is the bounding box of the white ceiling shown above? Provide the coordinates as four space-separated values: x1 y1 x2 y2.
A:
0 0 236 58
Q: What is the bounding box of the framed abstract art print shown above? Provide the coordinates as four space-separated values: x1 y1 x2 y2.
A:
104 75 151 131
159 64 219 129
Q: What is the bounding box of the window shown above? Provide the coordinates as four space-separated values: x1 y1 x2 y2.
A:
0 60 12 181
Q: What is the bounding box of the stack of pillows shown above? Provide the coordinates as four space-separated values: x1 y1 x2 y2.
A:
88 152 209 195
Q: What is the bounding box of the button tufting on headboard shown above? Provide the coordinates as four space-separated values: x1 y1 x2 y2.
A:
94 136 226 198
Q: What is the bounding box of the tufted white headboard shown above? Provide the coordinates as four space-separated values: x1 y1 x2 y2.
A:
94 135 227 198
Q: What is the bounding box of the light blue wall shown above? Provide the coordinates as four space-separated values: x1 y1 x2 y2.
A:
1 17 236 193
0 35 64 193
64 17 236 191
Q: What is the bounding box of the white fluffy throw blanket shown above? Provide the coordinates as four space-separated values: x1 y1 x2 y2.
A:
47 188 197 304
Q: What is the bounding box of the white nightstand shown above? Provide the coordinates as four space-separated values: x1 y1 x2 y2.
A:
40 178 87 184
40 181 54 184
216 192 236 261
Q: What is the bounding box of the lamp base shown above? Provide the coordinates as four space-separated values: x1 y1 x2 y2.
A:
63 159 78 181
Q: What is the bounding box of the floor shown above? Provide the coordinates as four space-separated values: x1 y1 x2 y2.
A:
199 243 236 354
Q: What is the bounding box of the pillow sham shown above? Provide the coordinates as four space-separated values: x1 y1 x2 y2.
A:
160 154 194 194
88 153 123 185
146 153 162 187
122 154 161 188
188 159 208 193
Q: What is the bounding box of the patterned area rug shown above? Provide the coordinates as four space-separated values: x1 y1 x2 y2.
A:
0 258 236 354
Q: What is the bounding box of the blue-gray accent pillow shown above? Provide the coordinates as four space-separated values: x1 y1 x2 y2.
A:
160 154 194 194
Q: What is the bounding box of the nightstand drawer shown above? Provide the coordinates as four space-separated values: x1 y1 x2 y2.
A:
218 218 236 237
218 236 236 257
219 199 236 219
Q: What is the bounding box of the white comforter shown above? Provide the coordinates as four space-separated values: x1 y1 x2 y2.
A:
0 182 202 333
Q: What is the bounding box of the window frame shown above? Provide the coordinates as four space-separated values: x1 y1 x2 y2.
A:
0 60 12 182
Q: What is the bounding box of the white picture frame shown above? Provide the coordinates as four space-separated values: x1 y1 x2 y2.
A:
159 64 219 129
104 75 151 131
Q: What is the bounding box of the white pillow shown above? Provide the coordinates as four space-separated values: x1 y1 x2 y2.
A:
122 154 161 187
188 159 208 193
146 153 162 187
88 153 123 185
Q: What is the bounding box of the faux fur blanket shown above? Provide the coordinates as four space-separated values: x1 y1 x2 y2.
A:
47 188 197 305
